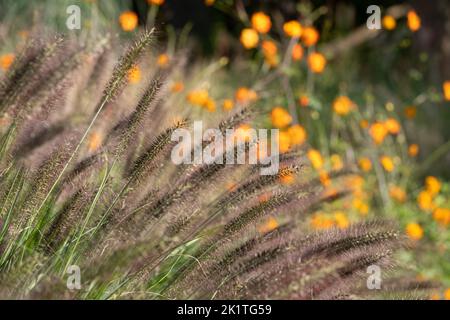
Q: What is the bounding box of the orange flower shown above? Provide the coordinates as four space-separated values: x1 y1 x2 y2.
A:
240 28 259 49
148 0 164 5
251 12 271 34
445 288 450 300
258 217 278 234
291 44 304 61
433 208 450 226
283 20 302 37
157 53 169 68
261 40 277 56
280 173 295 185
407 10 421 32
204 98 216 112
299 95 309 107
417 190 434 211
352 198 369 215
222 99 234 111
127 65 141 84
88 132 102 152
384 118 401 134
311 212 334 230
443 81 450 101
307 52 326 73
382 15 396 30
270 107 292 129
406 222 423 240
235 87 258 104
404 106 417 119
171 81 184 93
319 170 331 186
287 124 307 146
278 131 291 153
186 89 209 106
307 149 324 170
332 96 355 115
331 154 343 171
358 157 372 172
261 40 279 67
119 11 138 31
425 176 441 195
408 144 419 157
369 122 388 144
301 27 319 46
389 185 407 203
359 119 369 129
0 53 14 71
334 211 349 229
204 0 215 6
380 155 394 172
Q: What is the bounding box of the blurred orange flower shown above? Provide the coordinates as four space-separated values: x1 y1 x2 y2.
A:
369 122 388 144
283 20 302 37
319 170 331 186
443 81 450 101
157 53 169 68
384 118 401 134
425 176 441 195
331 154 343 171
187 89 209 106
258 217 278 234
308 149 324 170
299 95 309 107
0 53 14 71
88 132 103 152
148 0 164 5
287 124 307 146
171 81 184 93
407 10 421 32
291 43 304 61
278 131 291 153
417 190 434 211
433 208 450 226
359 119 369 129
406 222 423 240
235 87 258 104
408 144 419 157
334 211 349 229
204 0 215 6
358 157 372 172
404 106 417 119
389 185 407 203
353 198 369 215
127 65 141 84
204 98 216 112
261 40 279 66
240 28 259 49
251 12 271 34
271 107 292 129
280 173 295 185
307 52 326 73
311 212 334 230
332 96 355 115
119 11 138 31
380 156 394 172
382 15 396 30
222 99 234 111
445 288 450 300
301 27 319 46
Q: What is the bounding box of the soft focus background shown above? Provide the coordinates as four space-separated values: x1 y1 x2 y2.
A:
0 0 449 298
